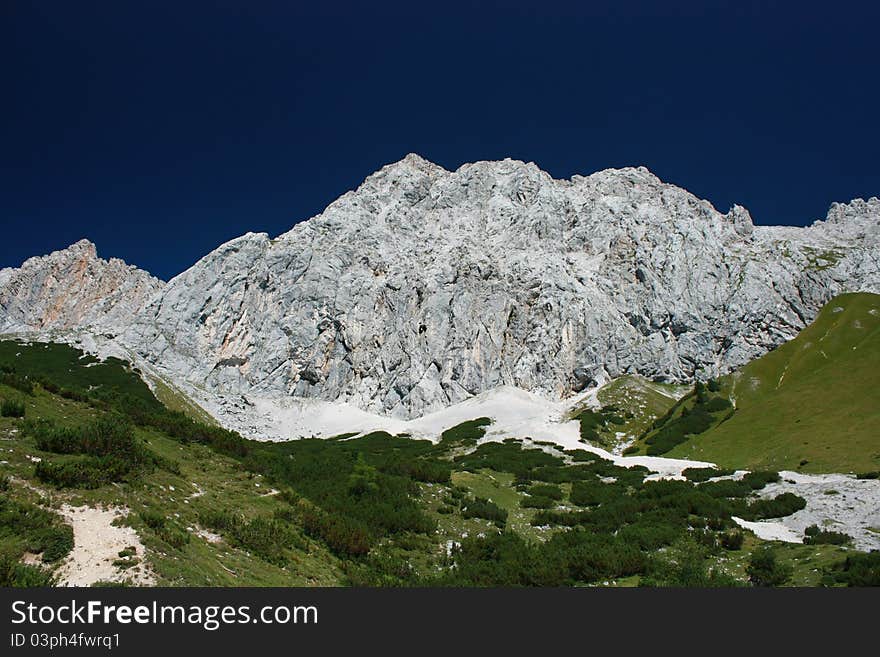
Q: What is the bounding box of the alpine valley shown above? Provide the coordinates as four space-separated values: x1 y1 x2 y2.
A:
1 156 878 588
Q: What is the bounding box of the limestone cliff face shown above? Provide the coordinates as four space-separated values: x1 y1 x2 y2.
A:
0 239 162 334
121 155 879 418
3 156 878 419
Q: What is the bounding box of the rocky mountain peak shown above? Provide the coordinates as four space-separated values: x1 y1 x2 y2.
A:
397 152 447 174
724 204 754 237
0 239 163 334
66 238 99 258
115 158 880 420
361 153 448 189
3 158 878 422
821 197 880 234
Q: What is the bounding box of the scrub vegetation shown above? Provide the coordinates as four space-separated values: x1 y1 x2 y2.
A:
0 336 874 587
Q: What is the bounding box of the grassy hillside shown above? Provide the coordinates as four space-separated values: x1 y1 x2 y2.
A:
663 293 880 473
565 375 686 452
0 386 343 586
0 341 156 404
596 376 687 449
0 338 875 587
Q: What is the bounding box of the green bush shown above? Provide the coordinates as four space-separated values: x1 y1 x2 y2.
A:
576 410 605 443
742 471 780 489
0 551 53 587
526 483 563 500
682 467 735 482
828 552 880 586
569 480 615 507
699 471 779 499
719 530 744 551
246 435 437 550
641 537 738 587
737 493 806 520
645 406 714 455
26 417 158 488
531 509 590 527
521 494 556 509
382 457 451 483
1 398 26 418
441 494 460 507
699 479 752 498
617 522 682 550
198 508 300 565
293 501 371 557
430 530 647 587
439 418 492 446
159 526 190 550
461 497 508 525
455 441 563 478
34 454 138 489
0 496 73 569
803 525 851 545
28 417 137 457
347 454 380 497
746 548 792 587
0 367 35 395
139 509 166 530
31 525 74 562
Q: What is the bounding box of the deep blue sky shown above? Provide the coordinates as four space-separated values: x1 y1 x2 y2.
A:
2 1 878 280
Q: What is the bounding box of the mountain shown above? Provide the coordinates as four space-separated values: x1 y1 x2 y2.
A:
2 156 879 424
0 239 162 334
121 155 879 420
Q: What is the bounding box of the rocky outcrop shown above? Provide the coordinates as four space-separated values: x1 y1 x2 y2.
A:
0 239 162 334
2 157 877 419
114 155 879 419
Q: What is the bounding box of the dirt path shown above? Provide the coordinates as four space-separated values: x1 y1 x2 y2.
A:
55 505 156 587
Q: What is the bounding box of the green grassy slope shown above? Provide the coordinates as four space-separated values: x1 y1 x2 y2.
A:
0 340 215 425
564 376 686 451
596 376 687 448
1 337 874 587
667 293 880 473
0 381 343 586
0 341 156 403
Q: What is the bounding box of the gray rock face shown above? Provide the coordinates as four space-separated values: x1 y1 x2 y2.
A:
112 155 879 419
1 157 877 419
0 239 162 334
